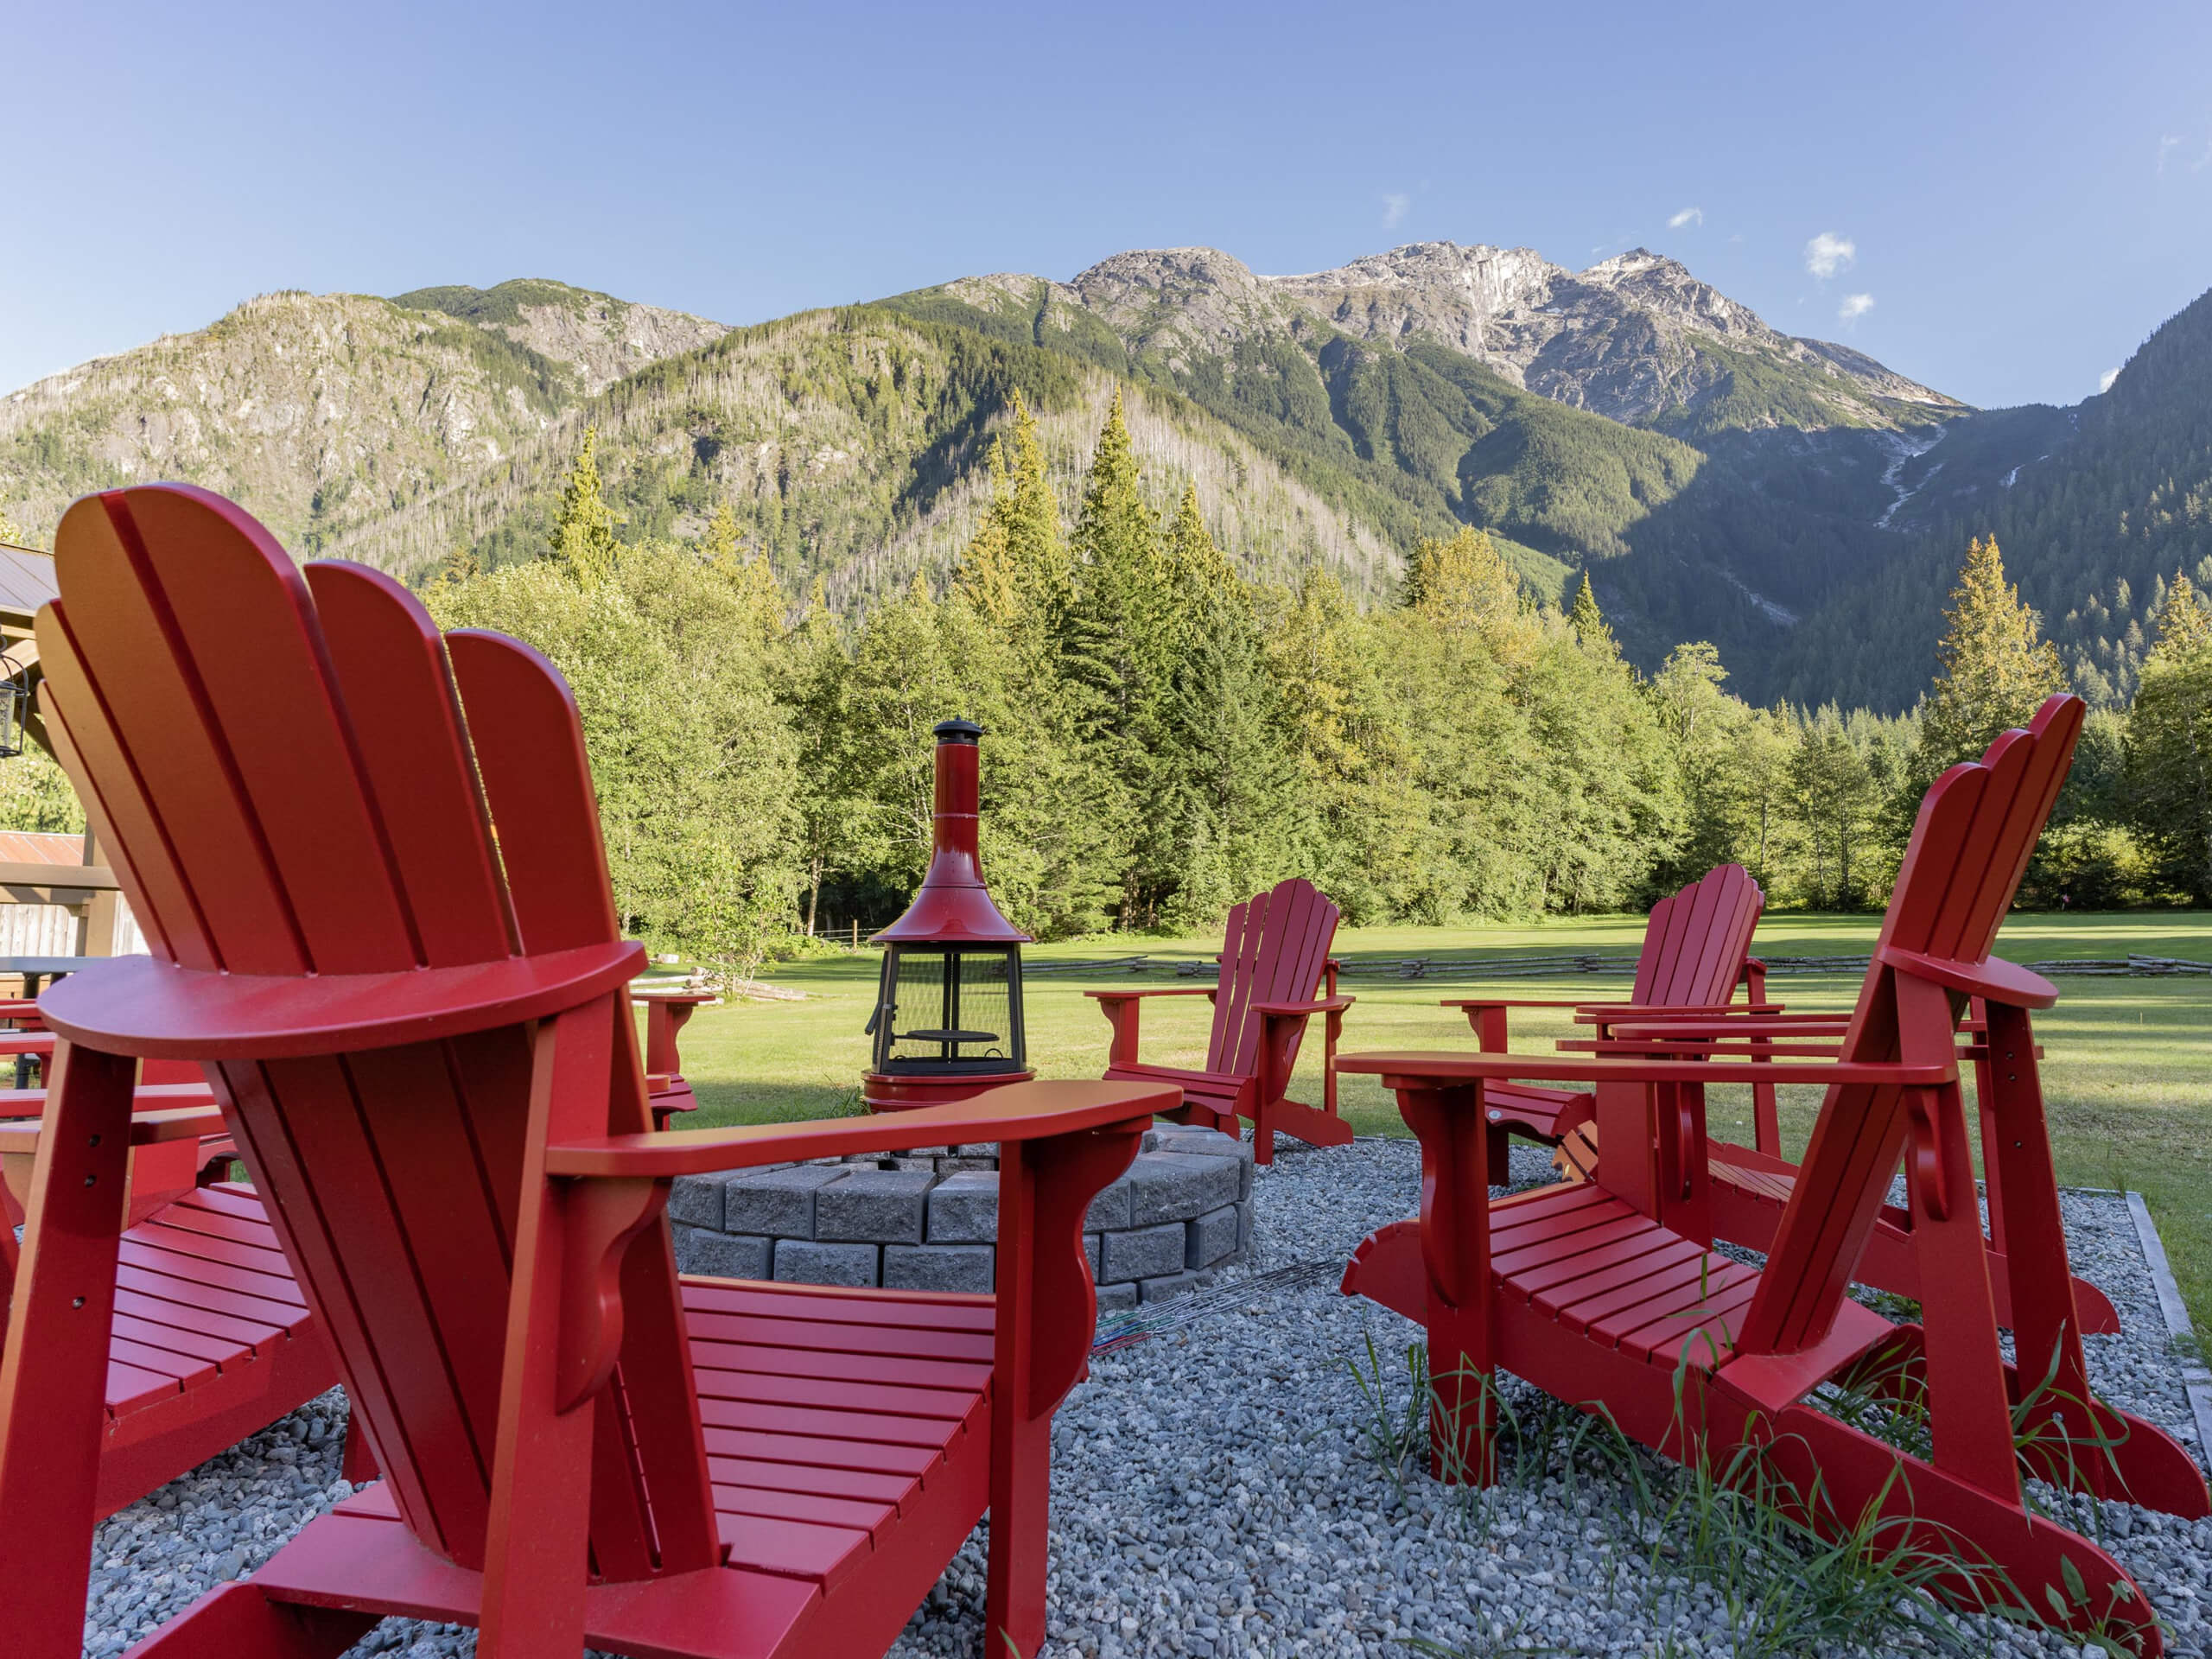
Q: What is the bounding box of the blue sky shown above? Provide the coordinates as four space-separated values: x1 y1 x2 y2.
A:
6 1 2210 410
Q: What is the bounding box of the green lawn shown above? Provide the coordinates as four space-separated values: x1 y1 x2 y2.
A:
664 911 2212 1331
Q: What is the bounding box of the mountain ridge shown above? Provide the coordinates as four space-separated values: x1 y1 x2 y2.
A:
3 246 2203 715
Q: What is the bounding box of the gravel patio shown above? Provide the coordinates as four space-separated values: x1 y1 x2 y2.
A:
78 1138 2212 1659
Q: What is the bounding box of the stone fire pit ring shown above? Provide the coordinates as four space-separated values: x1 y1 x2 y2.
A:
669 1121 1255 1313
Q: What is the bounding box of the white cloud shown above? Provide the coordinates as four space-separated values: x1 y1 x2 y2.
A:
2159 134 2184 173
1668 206 1703 229
2100 367 2121 393
1838 293 1875 322
1804 232 1856 279
1382 192 1410 229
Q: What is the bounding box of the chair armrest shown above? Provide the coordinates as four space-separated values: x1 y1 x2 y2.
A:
1334 1049 1954 1087
1083 988 1217 1001
1254 997 1355 1016
1600 1015 1852 1038
632 988 721 1007
36 942 645 1059
547 1078 1177 1178
0 1099 226 1156
1574 1001 1788 1021
1567 1037 1846 1058
1440 997 1594 1011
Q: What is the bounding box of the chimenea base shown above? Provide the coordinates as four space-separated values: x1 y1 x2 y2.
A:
862 1067 1033 1113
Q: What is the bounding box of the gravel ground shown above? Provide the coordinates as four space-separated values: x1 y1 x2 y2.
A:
79 1138 2212 1659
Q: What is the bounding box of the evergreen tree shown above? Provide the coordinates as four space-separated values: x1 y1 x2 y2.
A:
998 391 1068 616
2150 570 2212 657
2125 572 2212 900
1917 536 2066 773
1569 573 1616 655
700 501 744 569
551 426 620 583
781 581 861 936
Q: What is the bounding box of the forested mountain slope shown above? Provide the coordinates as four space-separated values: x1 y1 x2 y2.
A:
0 280 726 563
1782 289 2212 709
4 242 2208 715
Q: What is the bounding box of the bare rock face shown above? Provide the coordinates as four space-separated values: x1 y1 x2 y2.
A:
491 294 727 396
925 239 1953 432
1260 242 1958 428
0 282 728 555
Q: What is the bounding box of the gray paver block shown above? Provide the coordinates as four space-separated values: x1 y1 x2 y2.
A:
1140 1269 1198 1303
816 1167 936 1244
1127 1151 1240 1226
666 1175 725 1230
1085 1233 1102 1278
936 1155 997 1174
953 1143 998 1158
1085 1176 1133 1231
927 1170 999 1243
773 1240 880 1288
1185 1205 1241 1270
1102 1220 1187 1284
672 1226 772 1281
723 1165 849 1236
1156 1123 1256 1200
882 1243 995 1294
1236 1196 1255 1254
1096 1281 1140 1315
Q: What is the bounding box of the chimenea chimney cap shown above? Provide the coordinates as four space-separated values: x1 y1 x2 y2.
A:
933 718 982 745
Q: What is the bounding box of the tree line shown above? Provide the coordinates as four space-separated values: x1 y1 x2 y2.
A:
3 403 2209 969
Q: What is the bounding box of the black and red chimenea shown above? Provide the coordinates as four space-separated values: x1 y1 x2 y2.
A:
862 718 1033 1111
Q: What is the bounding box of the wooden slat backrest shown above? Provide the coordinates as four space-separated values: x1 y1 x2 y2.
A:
1205 878 1340 1078
1738 697 2083 1357
35 485 708 1577
1629 865 1762 1007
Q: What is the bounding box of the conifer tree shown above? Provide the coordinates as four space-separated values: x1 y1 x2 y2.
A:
700 501 744 568
551 426 620 583
1917 536 2066 772
998 392 1067 615
2150 570 2212 658
2125 569 2212 900
1569 573 1617 655
1061 391 1171 734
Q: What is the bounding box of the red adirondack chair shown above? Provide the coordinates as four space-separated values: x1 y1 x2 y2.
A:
1441 864 1771 1163
0 1065 340 1522
1089 876 1353 1165
1339 697 2208 1656
0 481 1175 1659
637 985 721 1128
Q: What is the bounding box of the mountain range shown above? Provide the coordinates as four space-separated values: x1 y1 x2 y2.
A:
3 244 2205 711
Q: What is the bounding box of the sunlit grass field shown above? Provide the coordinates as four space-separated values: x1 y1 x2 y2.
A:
662 911 2212 1330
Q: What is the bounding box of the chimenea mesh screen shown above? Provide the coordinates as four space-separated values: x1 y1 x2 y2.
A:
871 945 1026 1074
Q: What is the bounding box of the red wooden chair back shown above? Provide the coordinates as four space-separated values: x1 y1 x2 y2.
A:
1738 696 2083 1357
1204 878 1339 1079
35 485 716 1579
1629 864 1763 1007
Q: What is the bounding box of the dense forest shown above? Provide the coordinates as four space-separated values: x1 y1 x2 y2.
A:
4 399 2208 971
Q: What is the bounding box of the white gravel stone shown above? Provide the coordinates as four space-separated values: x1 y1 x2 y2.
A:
78 1139 2212 1659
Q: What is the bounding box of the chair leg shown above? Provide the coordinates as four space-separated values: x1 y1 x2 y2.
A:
479 1009 607 1659
1397 1083 1497 1485
0 1044 137 1659
982 1140 1048 1656
339 1414 378 1485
